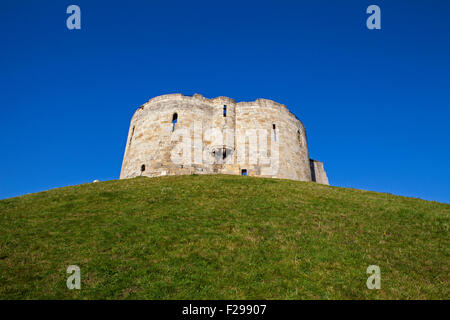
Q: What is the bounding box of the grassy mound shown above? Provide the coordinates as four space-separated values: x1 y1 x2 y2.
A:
0 175 448 299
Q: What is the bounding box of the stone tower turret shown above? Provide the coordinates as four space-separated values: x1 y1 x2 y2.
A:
120 93 328 185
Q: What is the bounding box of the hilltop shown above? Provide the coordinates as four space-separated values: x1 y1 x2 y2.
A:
0 175 448 299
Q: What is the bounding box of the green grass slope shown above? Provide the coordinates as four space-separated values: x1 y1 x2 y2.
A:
0 175 448 299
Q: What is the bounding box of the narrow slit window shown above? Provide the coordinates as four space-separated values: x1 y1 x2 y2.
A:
222 147 227 159
273 124 276 142
172 113 178 132
141 164 146 172
223 105 227 117
128 126 135 147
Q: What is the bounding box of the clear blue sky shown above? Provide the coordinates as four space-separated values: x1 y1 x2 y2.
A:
1 0 449 203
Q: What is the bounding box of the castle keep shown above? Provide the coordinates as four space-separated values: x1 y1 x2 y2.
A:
120 94 329 185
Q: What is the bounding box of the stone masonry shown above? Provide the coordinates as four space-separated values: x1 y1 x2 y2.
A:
120 93 329 185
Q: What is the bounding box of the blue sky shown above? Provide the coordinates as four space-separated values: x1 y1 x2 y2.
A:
1 0 449 203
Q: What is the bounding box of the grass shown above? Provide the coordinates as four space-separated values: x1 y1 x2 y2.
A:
0 174 448 299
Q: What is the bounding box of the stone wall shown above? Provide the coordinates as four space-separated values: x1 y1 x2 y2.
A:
309 160 329 185
120 93 329 185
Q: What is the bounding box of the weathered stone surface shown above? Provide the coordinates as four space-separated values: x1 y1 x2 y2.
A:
309 160 329 185
120 93 329 185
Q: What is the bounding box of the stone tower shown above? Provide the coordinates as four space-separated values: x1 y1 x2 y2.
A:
120 93 329 185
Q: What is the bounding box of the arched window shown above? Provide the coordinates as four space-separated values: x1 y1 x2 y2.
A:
141 164 146 172
172 113 178 132
223 105 227 117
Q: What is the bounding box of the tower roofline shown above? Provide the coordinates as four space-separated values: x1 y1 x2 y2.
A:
138 93 304 127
